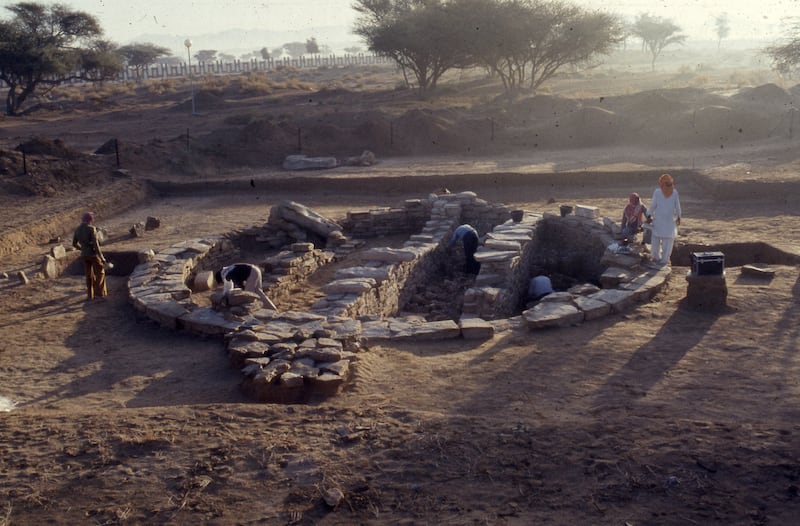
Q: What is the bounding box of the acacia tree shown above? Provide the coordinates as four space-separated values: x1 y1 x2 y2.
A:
306 37 320 54
117 43 171 79
523 1 622 91
356 0 621 97
454 0 622 95
81 39 124 81
631 13 686 71
0 2 121 115
354 0 472 96
455 0 531 93
194 49 217 62
765 19 800 78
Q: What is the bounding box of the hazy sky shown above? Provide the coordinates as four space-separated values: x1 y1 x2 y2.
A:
0 0 796 44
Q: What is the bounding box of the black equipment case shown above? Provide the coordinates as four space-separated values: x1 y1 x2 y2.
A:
691 251 725 276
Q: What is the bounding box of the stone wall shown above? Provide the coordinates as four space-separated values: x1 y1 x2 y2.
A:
340 199 432 237
309 191 512 319
531 214 613 283
125 192 511 403
463 204 668 322
465 212 540 318
262 243 336 305
125 195 672 403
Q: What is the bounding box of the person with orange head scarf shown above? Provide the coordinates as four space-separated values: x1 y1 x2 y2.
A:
646 174 681 267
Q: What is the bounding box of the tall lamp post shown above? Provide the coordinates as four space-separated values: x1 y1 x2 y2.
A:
184 38 196 115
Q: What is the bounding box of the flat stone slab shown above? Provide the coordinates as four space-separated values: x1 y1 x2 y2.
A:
146 300 192 329
474 249 518 262
523 302 584 329
483 238 521 251
459 317 494 340
360 320 392 341
282 154 338 170
568 283 601 295
741 264 776 278
362 247 418 262
173 240 214 254
573 295 612 320
540 291 573 303
391 320 461 341
575 204 600 218
260 310 327 324
588 288 638 313
333 266 391 282
180 308 242 335
492 224 537 235
322 278 377 294
275 200 342 237
485 232 533 244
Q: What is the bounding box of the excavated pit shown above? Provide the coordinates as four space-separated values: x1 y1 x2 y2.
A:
119 194 800 404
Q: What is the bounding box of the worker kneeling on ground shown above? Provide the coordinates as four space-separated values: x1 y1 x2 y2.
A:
214 263 278 310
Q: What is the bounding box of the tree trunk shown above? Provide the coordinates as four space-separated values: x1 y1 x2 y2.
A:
416 68 430 98
400 65 410 89
5 86 17 116
13 84 36 115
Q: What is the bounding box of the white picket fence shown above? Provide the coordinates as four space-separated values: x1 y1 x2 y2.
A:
117 53 392 81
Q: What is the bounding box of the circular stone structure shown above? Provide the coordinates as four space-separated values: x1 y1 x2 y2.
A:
127 192 672 403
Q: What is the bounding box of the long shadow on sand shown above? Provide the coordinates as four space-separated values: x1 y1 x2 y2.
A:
28 276 248 409
592 300 723 408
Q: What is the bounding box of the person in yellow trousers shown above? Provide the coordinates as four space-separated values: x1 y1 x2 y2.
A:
72 211 107 300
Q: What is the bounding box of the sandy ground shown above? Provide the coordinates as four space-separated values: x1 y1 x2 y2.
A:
1 162 799 525
2 67 800 524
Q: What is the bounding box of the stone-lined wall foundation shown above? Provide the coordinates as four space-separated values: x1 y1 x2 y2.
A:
126 194 671 403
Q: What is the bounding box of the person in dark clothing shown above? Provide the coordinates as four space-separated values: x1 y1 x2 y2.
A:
214 263 277 310
527 275 554 302
449 224 481 274
72 211 107 300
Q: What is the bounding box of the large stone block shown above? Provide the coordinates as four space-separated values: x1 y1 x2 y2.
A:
391 320 461 341
574 204 600 218
588 289 638 313
282 154 338 170
193 270 215 291
573 295 612 320
459 317 494 339
523 302 584 329
322 278 377 294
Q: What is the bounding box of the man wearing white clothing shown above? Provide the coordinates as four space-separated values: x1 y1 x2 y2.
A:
215 263 278 310
646 173 681 267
